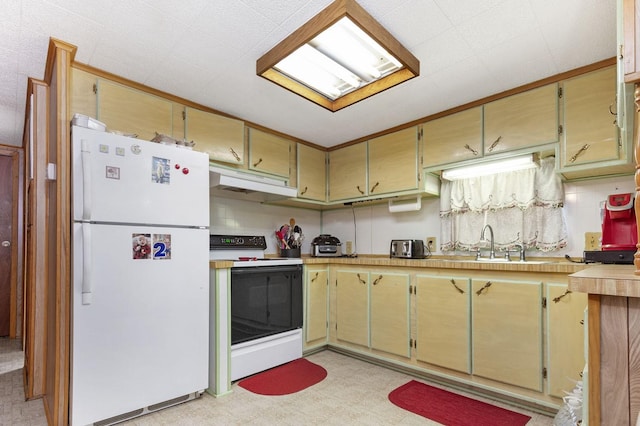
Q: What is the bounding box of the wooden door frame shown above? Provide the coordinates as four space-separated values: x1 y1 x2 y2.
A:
0 145 23 339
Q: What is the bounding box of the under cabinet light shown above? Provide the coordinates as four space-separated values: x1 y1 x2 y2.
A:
441 155 538 181
257 0 419 112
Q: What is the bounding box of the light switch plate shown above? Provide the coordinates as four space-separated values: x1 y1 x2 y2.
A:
584 232 601 251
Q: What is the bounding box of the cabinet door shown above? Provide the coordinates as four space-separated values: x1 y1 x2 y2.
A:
70 68 97 118
297 144 326 201
370 272 411 358
305 268 328 346
335 270 369 347
185 107 244 165
248 128 291 178
97 79 173 141
546 283 587 398
562 66 619 166
368 127 418 195
328 143 367 201
484 84 558 154
415 275 471 373
423 107 482 168
472 278 543 391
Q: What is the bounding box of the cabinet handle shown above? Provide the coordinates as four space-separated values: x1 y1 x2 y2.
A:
553 289 572 303
463 144 479 156
609 101 618 125
300 186 308 196
569 144 589 163
230 148 241 162
475 281 492 295
450 279 465 294
311 272 319 282
357 273 366 284
356 185 365 195
253 158 263 167
487 136 502 152
370 182 379 193
373 275 383 285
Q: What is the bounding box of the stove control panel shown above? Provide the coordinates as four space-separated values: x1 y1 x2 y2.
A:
209 234 267 250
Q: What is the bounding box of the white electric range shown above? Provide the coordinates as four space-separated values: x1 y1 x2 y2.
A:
208 234 303 385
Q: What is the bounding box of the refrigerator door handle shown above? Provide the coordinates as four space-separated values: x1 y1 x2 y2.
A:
81 222 93 305
81 139 92 220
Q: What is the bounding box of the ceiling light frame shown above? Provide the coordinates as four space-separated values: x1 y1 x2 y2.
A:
256 0 420 112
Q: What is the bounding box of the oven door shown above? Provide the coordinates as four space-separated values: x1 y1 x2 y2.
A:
230 264 302 345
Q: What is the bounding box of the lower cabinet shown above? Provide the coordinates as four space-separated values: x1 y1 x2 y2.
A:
472 278 543 391
325 265 583 411
334 269 411 358
370 272 411 358
304 267 328 350
545 283 587 398
415 274 471 373
335 270 369 347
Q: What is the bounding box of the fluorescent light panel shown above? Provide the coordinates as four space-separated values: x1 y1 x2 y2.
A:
441 155 538 181
257 0 420 112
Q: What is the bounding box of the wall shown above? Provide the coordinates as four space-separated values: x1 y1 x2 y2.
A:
210 175 635 259
209 195 322 256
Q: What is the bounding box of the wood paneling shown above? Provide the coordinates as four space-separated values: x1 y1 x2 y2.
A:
23 78 48 399
599 296 629 425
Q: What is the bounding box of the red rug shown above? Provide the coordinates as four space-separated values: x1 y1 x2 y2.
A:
238 358 327 396
388 380 531 426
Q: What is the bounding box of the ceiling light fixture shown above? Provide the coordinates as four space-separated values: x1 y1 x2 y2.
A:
441 154 539 181
257 0 420 112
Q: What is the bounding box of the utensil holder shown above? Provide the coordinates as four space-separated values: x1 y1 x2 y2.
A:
280 248 301 258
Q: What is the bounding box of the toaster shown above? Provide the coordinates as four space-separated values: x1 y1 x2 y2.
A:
311 234 342 257
390 239 426 259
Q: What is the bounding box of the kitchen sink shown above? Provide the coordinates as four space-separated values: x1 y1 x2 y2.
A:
439 258 553 265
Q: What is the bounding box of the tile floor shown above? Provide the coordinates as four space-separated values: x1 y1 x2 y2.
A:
1 338 555 425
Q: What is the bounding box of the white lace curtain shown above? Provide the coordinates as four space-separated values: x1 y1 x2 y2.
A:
439 157 567 252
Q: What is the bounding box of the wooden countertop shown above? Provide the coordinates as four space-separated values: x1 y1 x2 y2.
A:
211 255 590 274
569 264 640 297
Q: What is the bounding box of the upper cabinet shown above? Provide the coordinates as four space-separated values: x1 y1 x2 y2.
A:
328 143 367 202
559 65 635 180
562 66 619 167
623 0 640 83
185 107 244 165
483 84 559 155
247 128 291 178
368 127 420 196
96 79 174 141
328 126 421 203
71 68 186 144
70 68 97 119
297 144 326 202
423 107 482 168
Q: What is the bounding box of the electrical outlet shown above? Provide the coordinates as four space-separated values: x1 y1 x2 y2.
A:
584 232 602 251
426 237 436 252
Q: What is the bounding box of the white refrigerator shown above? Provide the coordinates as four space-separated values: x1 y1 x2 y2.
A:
70 126 210 425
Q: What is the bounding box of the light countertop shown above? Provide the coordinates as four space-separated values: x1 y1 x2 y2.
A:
211 255 591 274
569 264 640 297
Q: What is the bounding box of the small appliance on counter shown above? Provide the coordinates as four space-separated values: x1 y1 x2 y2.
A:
584 193 638 264
390 239 427 259
311 234 342 257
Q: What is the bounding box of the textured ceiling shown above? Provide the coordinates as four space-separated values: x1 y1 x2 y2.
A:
0 0 617 148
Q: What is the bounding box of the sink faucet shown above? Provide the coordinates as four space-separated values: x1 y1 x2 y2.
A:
480 225 496 259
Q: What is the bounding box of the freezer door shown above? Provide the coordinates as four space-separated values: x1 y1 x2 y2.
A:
72 126 209 227
71 223 209 425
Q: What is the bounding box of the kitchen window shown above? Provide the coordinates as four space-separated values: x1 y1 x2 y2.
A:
439 156 567 253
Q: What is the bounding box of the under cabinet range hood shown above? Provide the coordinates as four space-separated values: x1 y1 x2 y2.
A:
209 165 298 202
